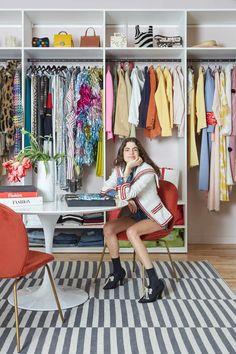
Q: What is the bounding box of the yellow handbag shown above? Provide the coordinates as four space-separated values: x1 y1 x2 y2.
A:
54 31 74 47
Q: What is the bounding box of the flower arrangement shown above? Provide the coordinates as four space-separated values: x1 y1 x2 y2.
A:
2 130 65 183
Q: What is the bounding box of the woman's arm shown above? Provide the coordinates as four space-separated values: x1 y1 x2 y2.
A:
117 169 157 200
101 168 118 196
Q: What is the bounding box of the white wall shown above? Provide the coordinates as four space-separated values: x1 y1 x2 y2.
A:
0 0 236 9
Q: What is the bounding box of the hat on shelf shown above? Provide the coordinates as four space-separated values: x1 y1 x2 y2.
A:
192 40 223 48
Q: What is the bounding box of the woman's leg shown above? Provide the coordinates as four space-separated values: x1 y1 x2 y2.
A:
126 219 163 269
103 217 136 258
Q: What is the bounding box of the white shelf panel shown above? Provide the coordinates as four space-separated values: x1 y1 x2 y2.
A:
187 10 236 26
106 47 184 60
27 224 104 229
30 246 187 254
24 10 104 26
0 48 22 59
105 10 185 26
0 10 22 25
24 47 103 60
187 47 236 59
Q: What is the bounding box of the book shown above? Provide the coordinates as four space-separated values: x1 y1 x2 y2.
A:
0 196 43 207
0 185 37 192
0 191 39 198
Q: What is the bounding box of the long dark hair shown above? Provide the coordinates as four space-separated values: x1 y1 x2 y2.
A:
114 137 160 177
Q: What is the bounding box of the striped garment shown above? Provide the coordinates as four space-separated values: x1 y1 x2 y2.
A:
134 25 153 47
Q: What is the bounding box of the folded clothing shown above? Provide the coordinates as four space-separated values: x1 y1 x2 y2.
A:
79 229 104 243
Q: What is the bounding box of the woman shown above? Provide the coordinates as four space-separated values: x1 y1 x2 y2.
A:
101 137 173 303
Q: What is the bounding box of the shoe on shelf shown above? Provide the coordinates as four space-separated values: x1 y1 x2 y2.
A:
103 268 126 290
138 279 165 303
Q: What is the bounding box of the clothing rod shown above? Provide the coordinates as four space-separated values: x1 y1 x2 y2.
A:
106 58 181 63
187 58 236 63
0 59 21 62
27 58 103 63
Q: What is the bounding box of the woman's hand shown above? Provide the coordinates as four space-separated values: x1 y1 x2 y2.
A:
126 157 143 170
128 199 137 213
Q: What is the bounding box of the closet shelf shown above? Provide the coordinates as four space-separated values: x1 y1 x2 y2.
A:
24 47 103 60
105 47 184 60
187 48 236 59
0 48 22 59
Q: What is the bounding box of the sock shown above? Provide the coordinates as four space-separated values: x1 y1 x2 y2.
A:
112 257 123 274
146 267 159 288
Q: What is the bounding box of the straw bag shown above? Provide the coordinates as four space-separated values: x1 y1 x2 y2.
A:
80 27 100 47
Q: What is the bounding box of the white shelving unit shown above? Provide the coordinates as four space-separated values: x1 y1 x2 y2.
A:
6 8 236 254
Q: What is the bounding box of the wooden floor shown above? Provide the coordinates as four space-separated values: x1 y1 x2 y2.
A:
54 244 236 293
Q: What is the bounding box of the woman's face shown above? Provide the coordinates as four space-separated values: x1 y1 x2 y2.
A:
123 142 139 163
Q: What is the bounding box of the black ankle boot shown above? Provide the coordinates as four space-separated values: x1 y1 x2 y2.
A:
103 268 126 290
138 279 165 303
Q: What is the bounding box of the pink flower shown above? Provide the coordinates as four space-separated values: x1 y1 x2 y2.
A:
22 157 32 169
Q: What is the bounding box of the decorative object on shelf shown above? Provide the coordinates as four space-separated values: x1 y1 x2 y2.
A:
80 27 100 47
34 160 55 202
54 31 74 47
191 39 223 48
5 35 17 47
154 35 183 48
32 37 50 47
2 157 32 183
134 25 153 47
110 33 127 48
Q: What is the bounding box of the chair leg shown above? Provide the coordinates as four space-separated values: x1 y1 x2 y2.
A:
94 243 107 282
13 279 20 353
45 265 64 322
141 264 146 290
162 240 179 281
132 250 136 272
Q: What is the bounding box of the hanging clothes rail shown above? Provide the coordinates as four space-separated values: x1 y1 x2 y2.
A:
106 58 181 62
187 58 236 63
27 58 103 63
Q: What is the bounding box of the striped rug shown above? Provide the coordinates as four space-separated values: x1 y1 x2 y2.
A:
0 260 236 354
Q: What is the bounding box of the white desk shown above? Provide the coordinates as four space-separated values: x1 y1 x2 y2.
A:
8 198 126 311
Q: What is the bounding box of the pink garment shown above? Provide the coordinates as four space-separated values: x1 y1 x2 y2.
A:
105 68 114 140
208 124 220 211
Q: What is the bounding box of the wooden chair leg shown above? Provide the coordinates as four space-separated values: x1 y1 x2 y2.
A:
141 264 146 290
13 279 20 353
162 240 179 281
132 250 136 272
45 265 64 322
94 243 107 282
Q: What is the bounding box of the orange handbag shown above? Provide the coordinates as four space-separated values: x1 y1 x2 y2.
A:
80 27 100 47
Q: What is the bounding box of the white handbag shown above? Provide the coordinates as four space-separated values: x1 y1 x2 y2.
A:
110 33 127 48
160 167 179 189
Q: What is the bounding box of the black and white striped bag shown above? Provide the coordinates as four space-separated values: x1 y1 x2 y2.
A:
134 25 153 47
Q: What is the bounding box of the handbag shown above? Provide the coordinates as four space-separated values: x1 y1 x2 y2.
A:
110 33 127 48
134 25 153 47
160 167 179 189
154 35 183 48
80 27 100 47
32 37 49 47
54 31 74 47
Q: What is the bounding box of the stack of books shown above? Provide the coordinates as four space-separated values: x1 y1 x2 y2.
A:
0 185 43 207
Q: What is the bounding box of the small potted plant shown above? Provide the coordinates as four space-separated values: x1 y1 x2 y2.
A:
2 130 65 201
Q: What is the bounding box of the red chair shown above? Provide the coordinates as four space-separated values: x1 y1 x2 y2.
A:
0 204 64 353
95 180 179 283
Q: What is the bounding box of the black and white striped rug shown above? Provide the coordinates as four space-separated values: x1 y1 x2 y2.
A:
0 261 236 354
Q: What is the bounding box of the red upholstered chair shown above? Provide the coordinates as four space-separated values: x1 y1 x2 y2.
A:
95 180 179 283
0 204 64 353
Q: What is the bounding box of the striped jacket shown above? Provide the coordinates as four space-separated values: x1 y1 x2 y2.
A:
101 162 173 227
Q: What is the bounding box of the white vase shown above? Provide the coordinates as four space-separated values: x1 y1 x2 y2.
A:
34 160 55 202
